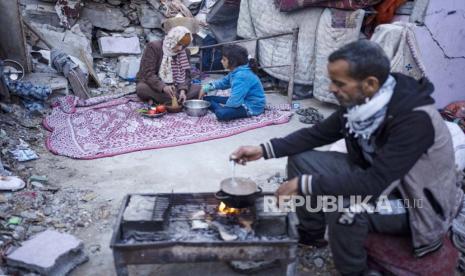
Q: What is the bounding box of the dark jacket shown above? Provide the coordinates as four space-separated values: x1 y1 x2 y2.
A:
262 73 463 256
136 40 192 92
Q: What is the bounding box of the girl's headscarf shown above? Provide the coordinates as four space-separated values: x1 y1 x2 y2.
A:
158 26 192 84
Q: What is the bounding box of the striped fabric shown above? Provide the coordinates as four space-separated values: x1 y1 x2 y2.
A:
171 51 191 85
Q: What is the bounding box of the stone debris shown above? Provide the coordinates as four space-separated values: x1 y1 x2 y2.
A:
117 56 141 80
98 36 141 57
137 4 164 29
6 230 88 275
80 2 129 31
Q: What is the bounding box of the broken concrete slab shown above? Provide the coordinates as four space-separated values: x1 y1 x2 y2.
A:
137 4 164 29
22 1 62 28
81 2 130 31
98 36 141 57
32 23 93 67
6 230 88 275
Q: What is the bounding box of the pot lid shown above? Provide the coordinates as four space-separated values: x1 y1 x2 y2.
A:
220 177 258 196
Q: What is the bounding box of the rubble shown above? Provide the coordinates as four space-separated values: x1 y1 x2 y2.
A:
81 2 130 31
32 23 92 66
21 73 69 97
6 230 88 275
10 139 39 162
137 4 164 29
98 36 142 57
117 56 141 80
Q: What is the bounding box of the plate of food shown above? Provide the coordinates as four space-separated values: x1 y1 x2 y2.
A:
138 105 167 118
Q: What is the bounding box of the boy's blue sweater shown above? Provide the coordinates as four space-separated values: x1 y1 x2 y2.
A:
210 65 266 116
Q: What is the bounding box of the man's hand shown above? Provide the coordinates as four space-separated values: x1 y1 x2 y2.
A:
230 146 263 165
178 90 187 103
163 85 176 97
275 177 299 198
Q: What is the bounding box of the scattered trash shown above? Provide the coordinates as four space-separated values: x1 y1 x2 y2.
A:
8 216 22 225
0 176 25 191
51 49 90 99
6 79 51 111
10 139 39 162
28 175 48 184
80 192 97 202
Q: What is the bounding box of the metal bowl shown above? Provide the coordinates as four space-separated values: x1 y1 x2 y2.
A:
183 100 211 117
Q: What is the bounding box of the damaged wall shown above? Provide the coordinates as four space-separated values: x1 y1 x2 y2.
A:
0 0 31 72
414 0 465 108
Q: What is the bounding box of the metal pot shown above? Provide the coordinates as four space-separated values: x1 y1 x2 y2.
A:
215 187 262 209
183 100 210 117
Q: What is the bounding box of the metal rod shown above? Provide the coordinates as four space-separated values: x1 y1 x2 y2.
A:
199 31 294 50
203 64 292 74
287 28 299 104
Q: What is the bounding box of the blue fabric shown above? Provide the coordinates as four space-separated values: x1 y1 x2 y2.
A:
209 65 265 116
204 96 248 121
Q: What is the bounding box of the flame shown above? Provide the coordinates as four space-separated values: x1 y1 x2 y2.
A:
218 202 241 215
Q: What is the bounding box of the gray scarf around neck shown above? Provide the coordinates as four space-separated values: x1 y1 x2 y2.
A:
344 75 396 139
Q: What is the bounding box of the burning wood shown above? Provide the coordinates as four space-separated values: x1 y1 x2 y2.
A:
218 202 241 215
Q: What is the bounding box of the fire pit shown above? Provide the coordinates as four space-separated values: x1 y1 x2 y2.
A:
110 193 299 275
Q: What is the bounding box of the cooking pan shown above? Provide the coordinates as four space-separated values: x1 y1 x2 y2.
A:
215 187 262 209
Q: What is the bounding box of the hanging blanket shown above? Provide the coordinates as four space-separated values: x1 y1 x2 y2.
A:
43 94 292 159
275 0 381 12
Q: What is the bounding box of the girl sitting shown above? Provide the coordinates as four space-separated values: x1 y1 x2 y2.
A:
199 45 266 121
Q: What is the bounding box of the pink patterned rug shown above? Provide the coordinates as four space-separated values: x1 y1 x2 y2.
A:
43 94 292 159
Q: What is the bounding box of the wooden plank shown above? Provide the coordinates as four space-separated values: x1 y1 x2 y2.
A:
22 19 53 49
80 49 102 87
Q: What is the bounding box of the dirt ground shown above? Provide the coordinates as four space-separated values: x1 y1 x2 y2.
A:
0 93 338 275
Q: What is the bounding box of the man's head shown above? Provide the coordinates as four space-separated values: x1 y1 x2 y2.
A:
327 40 390 107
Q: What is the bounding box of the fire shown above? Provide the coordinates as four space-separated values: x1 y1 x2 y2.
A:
218 202 241 215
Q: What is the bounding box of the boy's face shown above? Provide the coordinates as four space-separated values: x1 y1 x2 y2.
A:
221 56 230 70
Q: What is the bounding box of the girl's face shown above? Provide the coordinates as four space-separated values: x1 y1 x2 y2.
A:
221 56 230 70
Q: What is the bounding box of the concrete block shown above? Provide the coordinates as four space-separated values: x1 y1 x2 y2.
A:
98 36 141 57
117 56 141 80
6 230 88 275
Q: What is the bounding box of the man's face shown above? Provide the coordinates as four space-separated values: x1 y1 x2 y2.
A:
327 60 367 107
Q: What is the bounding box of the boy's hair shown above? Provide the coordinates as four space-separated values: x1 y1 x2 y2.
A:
222 45 259 74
